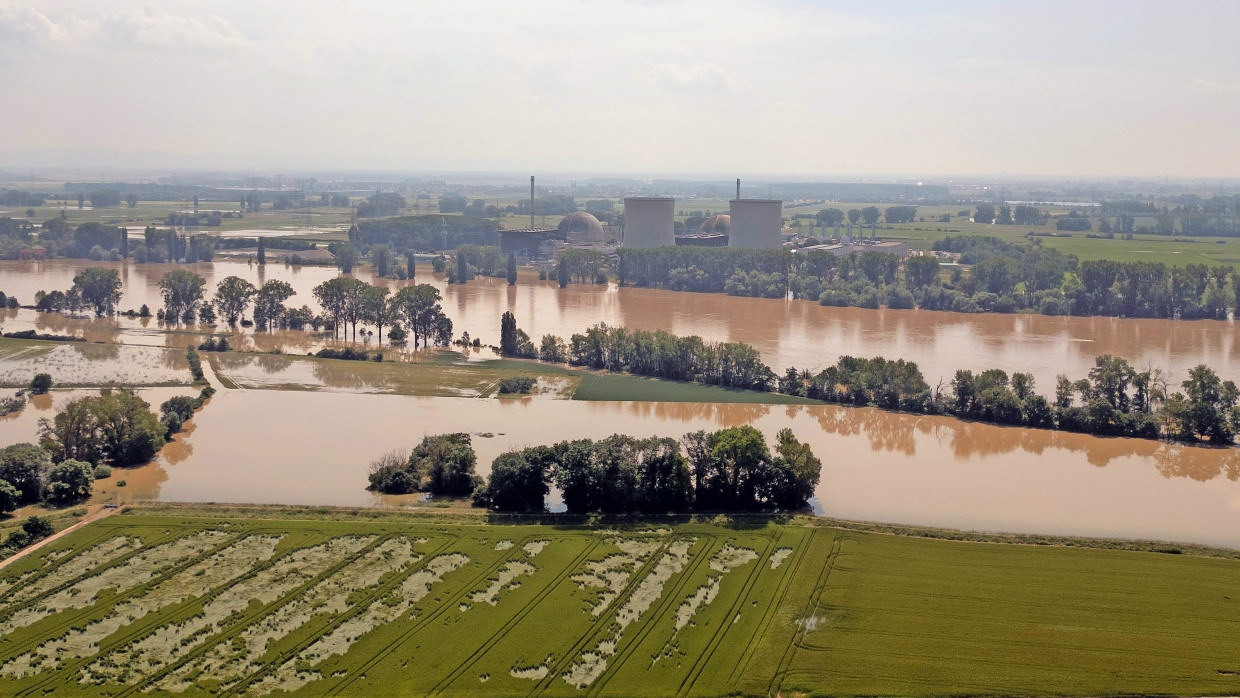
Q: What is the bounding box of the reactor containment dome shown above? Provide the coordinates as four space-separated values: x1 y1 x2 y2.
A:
558 211 605 243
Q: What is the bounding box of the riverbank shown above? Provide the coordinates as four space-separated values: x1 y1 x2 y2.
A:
1 503 1237 697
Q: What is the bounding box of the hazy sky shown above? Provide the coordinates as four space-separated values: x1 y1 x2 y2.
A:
1 1 1237 177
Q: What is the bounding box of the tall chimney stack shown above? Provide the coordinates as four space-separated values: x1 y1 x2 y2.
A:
530 176 535 228
736 178 740 200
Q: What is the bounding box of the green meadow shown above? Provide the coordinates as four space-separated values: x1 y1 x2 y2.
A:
0 508 1237 696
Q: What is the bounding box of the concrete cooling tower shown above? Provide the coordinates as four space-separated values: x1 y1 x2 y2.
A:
623 197 675 249
729 199 782 248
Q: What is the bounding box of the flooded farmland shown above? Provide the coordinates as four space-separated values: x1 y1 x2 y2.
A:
1 259 1239 548
0 390 1226 549
1 259 1238 390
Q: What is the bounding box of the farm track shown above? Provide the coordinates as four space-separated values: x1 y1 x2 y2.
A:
222 533 461 697
0 506 119 574
727 528 812 687
425 533 602 696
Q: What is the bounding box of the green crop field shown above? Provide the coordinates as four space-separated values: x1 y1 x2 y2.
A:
0 508 1238 696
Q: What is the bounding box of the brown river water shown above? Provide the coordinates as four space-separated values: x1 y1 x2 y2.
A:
3 390 1236 548
0 260 1238 547
1 259 1238 389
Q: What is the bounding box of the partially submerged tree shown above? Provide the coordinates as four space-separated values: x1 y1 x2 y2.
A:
71 267 123 316
212 276 257 325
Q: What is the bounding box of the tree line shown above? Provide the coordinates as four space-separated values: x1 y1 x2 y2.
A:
512 320 776 392
780 353 1240 444
503 313 1240 446
371 427 821 515
600 240 1240 321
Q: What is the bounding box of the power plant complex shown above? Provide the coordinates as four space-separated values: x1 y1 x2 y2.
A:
622 180 785 250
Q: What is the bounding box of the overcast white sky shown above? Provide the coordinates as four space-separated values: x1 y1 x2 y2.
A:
1 1 1237 178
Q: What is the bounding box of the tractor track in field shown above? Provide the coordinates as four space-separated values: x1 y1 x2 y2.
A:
221 533 461 698
674 531 780 698
426 533 602 695
322 534 548 697
767 530 843 696
119 533 406 697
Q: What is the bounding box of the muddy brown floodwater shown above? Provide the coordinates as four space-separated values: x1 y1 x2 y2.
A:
1 259 1238 390
61 391 1236 549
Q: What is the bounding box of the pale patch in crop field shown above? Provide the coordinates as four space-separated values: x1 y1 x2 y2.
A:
563 539 695 689
0 536 140 610
468 561 536 606
254 552 469 695
156 536 412 693
494 540 513 551
2 535 285 678
522 540 548 557
769 547 792 569
0 531 228 635
509 660 550 680
572 538 661 616
81 535 349 686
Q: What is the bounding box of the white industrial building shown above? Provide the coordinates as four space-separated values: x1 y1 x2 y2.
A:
622 197 675 249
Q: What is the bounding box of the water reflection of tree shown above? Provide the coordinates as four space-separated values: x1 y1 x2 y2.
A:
253 353 294 374
35 314 123 343
620 400 771 424
72 342 120 361
1152 443 1240 482
808 405 920 455
801 402 1240 482
310 360 386 391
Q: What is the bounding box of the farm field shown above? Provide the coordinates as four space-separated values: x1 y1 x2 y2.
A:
209 349 812 404
0 508 1238 696
0 339 190 387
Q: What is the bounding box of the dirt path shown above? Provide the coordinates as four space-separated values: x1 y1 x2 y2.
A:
0 505 119 572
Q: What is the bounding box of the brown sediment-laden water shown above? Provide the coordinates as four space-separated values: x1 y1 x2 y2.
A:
1 259 1237 389
2 260 1239 547
54 390 1237 549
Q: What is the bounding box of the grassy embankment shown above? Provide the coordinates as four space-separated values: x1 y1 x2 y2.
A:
209 348 818 404
0 505 1236 696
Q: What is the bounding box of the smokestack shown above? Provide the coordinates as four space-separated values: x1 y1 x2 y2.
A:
530 176 535 228
736 178 740 200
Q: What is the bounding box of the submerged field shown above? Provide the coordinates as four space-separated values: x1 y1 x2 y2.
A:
0 508 1237 697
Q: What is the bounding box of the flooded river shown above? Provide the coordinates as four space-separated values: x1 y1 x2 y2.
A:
1 259 1239 548
4 390 1225 548
0 259 1238 389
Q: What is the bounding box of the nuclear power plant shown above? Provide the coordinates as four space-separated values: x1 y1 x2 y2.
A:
728 199 783 249
622 197 676 249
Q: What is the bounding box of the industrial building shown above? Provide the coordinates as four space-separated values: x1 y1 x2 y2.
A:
729 199 783 249
622 197 675 249
796 240 910 258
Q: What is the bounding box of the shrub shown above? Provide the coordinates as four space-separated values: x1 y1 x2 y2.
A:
93 464 112 479
186 346 205 382
28 373 52 395
497 376 536 394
